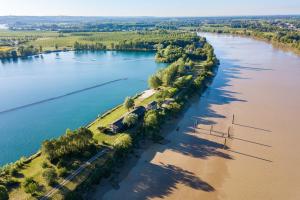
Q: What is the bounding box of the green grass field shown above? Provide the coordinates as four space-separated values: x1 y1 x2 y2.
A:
0 30 196 51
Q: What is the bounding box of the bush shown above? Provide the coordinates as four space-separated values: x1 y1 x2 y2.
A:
0 176 19 188
122 113 138 127
0 185 9 200
9 166 18 177
42 168 58 186
57 167 68 178
97 126 111 134
41 161 50 169
22 177 39 195
64 191 83 200
113 134 132 159
143 110 161 140
123 97 134 110
83 151 91 158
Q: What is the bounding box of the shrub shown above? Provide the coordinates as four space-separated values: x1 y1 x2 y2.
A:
148 75 162 89
83 151 91 158
9 166 18 177
113 134 132 159
57 167 68 178
64 191 83 200
22 177 39 195
42 168 58 186
41 161 50 169
143 110 161 140
122 113 138 127
97 126 111 134
123 97 134 110
0 185 8 200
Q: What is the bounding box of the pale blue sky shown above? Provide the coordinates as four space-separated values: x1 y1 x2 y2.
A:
0 0 299 16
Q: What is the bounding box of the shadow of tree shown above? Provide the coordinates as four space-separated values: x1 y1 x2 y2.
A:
128 163 214 200
192 61 250 125
166 132 233 160
99 40 275 199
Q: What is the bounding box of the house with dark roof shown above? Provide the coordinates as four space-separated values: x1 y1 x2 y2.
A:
184 65 192 71
146 101 158 111
110 117 126 133
131 106 146 119
161 98 175 108
110 106 146 133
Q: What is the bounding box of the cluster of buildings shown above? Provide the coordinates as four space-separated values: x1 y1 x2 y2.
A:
109 99 174 133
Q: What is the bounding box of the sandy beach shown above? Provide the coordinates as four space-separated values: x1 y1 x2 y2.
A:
91 33 300 200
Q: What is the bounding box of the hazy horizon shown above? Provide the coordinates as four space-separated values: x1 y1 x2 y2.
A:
0 0 299 17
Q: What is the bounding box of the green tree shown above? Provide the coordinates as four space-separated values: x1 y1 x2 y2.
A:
122 113 138 127
22 177 39 195
144 110 160 132
123 97 134 111
148 75 162 89
113 134 132 158
55 44 58 50
0 185 8 200
11 50 17 58
143 110 161 141
18 46 24 56
42 168 58 186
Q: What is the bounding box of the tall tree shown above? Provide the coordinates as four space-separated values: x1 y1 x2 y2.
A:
123 113 138 127
123 97 134 111
0 185 8 200
148 75 162 89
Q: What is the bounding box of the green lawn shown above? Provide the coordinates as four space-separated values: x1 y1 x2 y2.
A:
90 93 157 145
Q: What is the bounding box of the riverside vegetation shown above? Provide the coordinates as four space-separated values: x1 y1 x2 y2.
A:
0 30 218 200
199 18 300 54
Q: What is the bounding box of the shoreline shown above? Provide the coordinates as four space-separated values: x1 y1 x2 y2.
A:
0 48 157 62
199 30 300 56
0 88 148 167
3 32 219 199
87 97 197 199
88 66 219 199
93 32 300 200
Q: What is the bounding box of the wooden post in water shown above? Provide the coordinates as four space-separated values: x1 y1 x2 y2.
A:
223 138 227 149
228 126 231 138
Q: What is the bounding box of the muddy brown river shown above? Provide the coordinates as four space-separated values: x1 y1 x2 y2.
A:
92 33 300 200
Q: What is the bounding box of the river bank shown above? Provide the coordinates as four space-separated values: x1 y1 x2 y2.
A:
199 30 300 56
91 33 300 199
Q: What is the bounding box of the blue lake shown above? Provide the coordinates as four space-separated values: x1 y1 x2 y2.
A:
0 51 166 166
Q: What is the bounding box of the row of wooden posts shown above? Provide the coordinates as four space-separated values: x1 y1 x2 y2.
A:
193 114 235 149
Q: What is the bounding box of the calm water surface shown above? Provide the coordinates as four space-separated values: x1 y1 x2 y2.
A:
0 51 166 165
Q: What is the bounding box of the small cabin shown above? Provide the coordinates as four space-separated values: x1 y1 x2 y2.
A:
110 117 126 133
131 106 146 119
161 98 175 108
146 101 158 111
184 65 192 71
110 106 146 133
